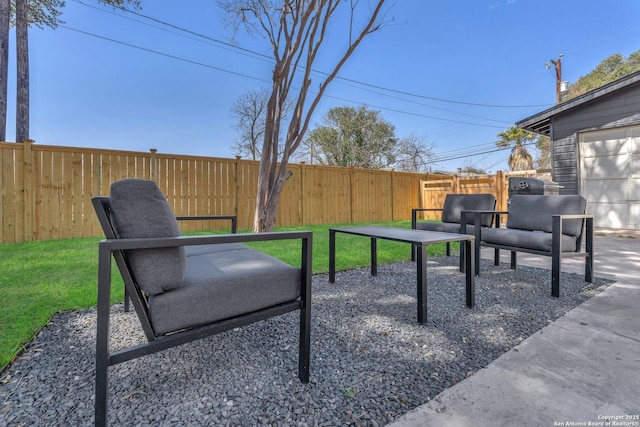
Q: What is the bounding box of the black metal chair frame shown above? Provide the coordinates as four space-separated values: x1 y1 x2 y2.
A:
411 197 496 270
92 196 312 427
461 209 594 297
411 207 454 256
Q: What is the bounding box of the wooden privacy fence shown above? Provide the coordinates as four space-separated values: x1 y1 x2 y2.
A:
0 141 428 244
416 170 553 220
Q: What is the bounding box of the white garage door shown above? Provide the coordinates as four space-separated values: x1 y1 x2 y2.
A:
579 125 640 229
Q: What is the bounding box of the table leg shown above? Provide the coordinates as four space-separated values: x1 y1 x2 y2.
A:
473 220 481 277
465 239 475 308
416 244 428 324
329 230 336 283
370 237 377 276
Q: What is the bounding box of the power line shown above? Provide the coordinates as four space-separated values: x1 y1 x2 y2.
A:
72 0 553 111
332 76 551 109
81 5 518 124
58 24 511 130
324 93 507 129
346 83 514 125
59 25 272 84
72 0 270 62
72 0 272 63
432 141 537 163
64 2 547 169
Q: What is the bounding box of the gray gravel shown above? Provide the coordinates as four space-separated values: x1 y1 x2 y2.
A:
0 256 611 427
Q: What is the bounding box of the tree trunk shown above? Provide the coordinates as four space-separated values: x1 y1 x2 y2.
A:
0 0 9 141
253 166 289 232
16 0 29 143
253 86 290 232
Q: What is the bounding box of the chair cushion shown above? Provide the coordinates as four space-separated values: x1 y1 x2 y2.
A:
148 247 301 335
506 195 586 237
441 194 496 226
184 243 247 257
481 228 578 252
109 179 185 296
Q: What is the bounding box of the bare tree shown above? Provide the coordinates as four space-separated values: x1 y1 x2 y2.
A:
394 132 434 173
230 88 292 161
15 0 28 142
0 0 8 141
218 0 389 232
230 89 268 161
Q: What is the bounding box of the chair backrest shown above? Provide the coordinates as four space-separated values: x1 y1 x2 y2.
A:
92 194 156 340
506 195 587 238
92 178 188 340
441 193 496 226
108 179 186 296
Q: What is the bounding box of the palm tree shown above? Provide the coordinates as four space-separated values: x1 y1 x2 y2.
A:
496 126 536 171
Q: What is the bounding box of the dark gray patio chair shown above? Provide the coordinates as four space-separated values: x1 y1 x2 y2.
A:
92 178 312 427
462 194 593 297
411 193 496 268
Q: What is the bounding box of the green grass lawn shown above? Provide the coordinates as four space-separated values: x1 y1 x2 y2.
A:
0 220 453 371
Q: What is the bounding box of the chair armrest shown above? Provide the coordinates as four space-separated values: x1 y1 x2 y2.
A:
553 214 594 221
552 213 594 235
552 214 594 251
176 215 237 233
460 209 507 233
99 230 311 252
412 208 443 228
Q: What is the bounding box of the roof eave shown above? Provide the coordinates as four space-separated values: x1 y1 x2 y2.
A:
516 71 640 136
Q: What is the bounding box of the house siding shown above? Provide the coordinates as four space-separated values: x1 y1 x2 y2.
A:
551 135 578 194
550 82 640 194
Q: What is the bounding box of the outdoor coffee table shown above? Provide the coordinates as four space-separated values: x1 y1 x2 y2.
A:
329 226 475 324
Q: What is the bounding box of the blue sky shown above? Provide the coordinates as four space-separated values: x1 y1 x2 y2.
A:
4 0 640 172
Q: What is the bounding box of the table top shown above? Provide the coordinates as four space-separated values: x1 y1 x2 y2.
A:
330 226 474 245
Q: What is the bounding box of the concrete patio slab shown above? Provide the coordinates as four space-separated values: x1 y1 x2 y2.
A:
388 229 640 427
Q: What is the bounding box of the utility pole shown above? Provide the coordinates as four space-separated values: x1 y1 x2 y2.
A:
546 54 563 104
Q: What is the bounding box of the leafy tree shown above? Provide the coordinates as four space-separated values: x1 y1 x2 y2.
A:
0 0 141 142
218 0 389 232
459 162 487 175
496 126 535 171
302 105 396 169
565 49 640 100
534 135 551 169
394 132 434 173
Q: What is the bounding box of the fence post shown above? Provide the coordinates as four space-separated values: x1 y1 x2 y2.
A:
349 166 355 223
390 169 395 221
300 161 306 225
149 148 157 182
23 139 34 242
235 156 241 220
496 170 505 210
